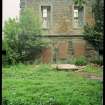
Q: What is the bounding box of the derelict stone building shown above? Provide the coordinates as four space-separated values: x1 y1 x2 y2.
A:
20 0 97 63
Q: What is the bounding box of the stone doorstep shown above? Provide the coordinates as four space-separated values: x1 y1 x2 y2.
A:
51 64 79 71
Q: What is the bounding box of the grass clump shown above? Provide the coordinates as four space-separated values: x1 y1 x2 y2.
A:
74 56 87 66
68 56 87 66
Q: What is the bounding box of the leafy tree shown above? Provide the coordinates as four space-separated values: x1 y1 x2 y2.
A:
3 8 48 64
18 8 46 62
84 0 104 56
73 0 103 64
3 18 21 64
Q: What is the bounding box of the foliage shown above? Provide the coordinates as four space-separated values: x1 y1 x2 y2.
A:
74 56 87 66
84 0 104 55
90 56 103 66
3 8 48 64
68 56 87 65
2 55 8 66
3 18 21 64
83 65 103 76
2 64 102 105
19 7 42 36
73 0 86 7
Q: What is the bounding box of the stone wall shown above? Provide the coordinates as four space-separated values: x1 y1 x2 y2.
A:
20 0 95 35
40 36 98 63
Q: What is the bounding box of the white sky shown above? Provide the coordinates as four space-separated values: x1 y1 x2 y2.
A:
2 0 20 27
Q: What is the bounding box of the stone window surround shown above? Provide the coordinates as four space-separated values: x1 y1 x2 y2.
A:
72 4 86 29
39 3 53 30
41 6 50 29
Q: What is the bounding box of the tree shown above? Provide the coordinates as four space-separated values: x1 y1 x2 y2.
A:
3 18 21 64
3 8 48 64
18 8 45 62
84 0 104 56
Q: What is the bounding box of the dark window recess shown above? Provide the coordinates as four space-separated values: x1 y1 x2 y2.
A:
2 50 6 55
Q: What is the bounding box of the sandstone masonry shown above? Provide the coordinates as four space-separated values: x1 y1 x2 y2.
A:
20 0 97 63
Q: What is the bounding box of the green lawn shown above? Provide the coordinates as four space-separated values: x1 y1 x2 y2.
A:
2 64 103 105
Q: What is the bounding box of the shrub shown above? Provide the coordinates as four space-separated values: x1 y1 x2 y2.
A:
83 0 104 56
74 56 87 66
2 97 9 105
3 8 48 64
2 55 9 66
90 56 103 65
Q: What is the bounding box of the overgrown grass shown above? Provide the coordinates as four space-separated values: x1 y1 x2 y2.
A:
2 64 103 105
68 56 87 66
83 65 103 76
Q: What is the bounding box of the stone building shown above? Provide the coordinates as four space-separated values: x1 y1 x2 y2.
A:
20 0 97 63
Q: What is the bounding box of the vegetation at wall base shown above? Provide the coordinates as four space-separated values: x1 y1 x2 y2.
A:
74 56 87 66
90 58 103 66
83 65 103 76
68 56 88 66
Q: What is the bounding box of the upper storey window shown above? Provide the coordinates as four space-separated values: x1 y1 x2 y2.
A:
20 0 26 8
73 6 84 28
41 6 51 29
43 8 47 18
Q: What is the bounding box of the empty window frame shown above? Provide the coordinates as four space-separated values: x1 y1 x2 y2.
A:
41 6 51 29
20 0 26 8
73 6 84 28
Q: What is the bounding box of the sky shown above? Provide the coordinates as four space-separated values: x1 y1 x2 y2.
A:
2 0 20 27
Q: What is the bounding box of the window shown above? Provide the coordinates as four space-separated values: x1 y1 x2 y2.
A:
73 6 84 28
20 0 25 8
41 6 51 29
